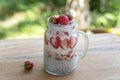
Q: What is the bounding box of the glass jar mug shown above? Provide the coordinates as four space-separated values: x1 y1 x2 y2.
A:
44 17 89 76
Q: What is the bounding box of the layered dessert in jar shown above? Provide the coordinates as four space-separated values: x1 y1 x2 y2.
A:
44 13 79 75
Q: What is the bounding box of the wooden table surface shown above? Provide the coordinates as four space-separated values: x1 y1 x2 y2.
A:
0 33 120 80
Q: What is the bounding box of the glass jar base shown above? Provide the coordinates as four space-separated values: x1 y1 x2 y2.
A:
44 67 75 76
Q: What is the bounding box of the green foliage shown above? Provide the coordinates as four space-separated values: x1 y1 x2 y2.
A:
116 11 120 26
90 0 120 29
0 0 120 39
106 0 120 12
0 0 66 20
91 12 117 28
52 0 66 7
0 0 66 39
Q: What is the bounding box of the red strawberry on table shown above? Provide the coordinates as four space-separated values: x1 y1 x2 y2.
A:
24 61 34 70
69 37 78 49
49 16 58 24
57 15 69 25
50 36 60 49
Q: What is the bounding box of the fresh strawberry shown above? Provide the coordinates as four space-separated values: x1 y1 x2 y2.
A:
66 54 71 57
64 50 74 59
57 15 69 25
56 31 60 35
67 15 73 21
67 50 73 57
50 36 60 49
47 53 52 57
44 32 48 45
24 61 34 70
49 16 58 24
69 37 78 49
64 32 69 36
66 12 73 21
55 57 61 60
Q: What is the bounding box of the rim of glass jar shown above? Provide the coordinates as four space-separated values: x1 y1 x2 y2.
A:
47 15 76 32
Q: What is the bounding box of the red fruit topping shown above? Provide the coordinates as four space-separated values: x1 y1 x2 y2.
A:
46 50 52 57
66 54 71 57
66 12 73 21
50 36 60 49
47 53 52 57
69 37 78 49
61 54 64 57
56 31 60 35
49 16 58 24
57 15 69 25
64 32 69 36
64 50 74 59
55 57 61 60
24 61 34 70
44 32 48 45
67 15 73 21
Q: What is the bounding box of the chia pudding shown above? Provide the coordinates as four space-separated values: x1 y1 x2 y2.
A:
44 13 79 76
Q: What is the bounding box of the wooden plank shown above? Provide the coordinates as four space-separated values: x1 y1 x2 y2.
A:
0 53 120 80
0 33 120 80
0 38 44 57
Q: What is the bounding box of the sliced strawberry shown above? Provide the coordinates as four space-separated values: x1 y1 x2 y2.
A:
61 54 64 57
44 33 48 45
71 53 76 58
67 50 73 57
64 32 69 36
50 36 60 49
57 15 69 25
60 38 69 49
47 53 52 57
61 54 66 59
65 50 74 59
69 37 78 49
46 50 52 57
49 16 58 24
68 50 73 54
66 54 71 57
55 57 61 60
56 31 60 35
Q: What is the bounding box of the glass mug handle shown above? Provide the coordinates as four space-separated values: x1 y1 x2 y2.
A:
76 30 89 60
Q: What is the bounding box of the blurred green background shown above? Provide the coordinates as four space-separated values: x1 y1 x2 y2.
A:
0 0 120 39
